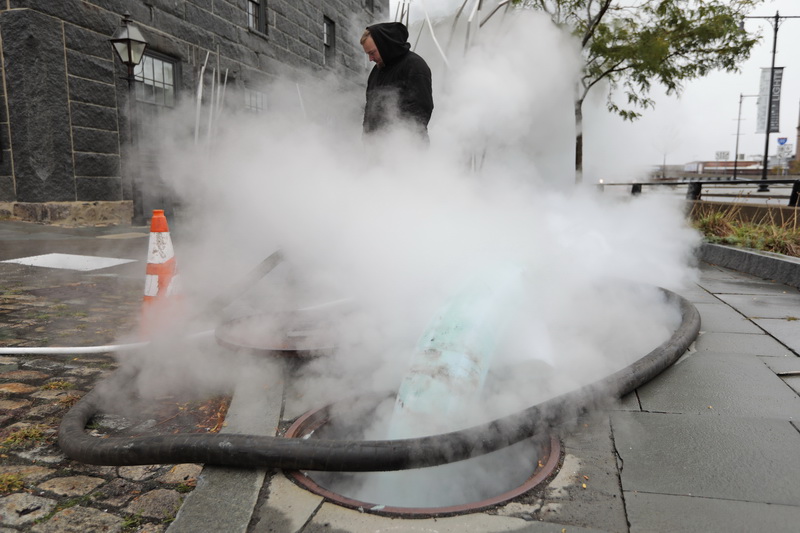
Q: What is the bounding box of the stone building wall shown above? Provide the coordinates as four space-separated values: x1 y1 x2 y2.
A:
0 0 388 224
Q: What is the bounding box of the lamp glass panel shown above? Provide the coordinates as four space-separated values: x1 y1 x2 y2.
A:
112 41 131 64
130 42 147 65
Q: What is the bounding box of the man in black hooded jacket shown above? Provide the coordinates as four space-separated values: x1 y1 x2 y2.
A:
361 22 433 140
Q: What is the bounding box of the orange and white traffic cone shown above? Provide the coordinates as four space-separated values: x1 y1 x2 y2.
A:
141 209 181 336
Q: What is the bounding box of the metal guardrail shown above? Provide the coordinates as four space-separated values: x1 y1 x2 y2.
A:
598 178 800 207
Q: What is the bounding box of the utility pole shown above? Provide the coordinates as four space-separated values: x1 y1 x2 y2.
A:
733 93 758 180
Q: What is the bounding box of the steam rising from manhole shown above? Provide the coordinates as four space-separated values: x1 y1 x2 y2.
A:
284 397 560 516
215 312 337 357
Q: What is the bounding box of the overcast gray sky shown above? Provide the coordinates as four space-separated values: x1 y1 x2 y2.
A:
588 0 800 176
389 0 799 180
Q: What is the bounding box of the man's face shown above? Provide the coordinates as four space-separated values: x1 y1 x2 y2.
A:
362 36 383 68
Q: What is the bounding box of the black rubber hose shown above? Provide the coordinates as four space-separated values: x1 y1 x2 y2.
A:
59 288 699 471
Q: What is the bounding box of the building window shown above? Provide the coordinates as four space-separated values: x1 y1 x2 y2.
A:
323 17 335 66
134 53 176 107
248 0 266 33
244 88 267 113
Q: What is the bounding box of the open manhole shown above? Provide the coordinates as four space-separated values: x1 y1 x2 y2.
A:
284 396 561 516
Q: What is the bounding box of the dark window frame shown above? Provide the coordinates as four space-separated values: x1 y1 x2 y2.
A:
244 87 267 113
133 50 179 108
323 16 335 66
248 0 267 34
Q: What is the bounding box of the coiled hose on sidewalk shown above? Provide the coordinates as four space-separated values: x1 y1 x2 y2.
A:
59 288 699 472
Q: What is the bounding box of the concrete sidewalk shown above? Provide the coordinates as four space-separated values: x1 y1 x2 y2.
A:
171 253 800 533
1 219 799 532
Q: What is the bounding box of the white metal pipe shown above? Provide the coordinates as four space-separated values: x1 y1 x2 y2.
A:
194 51 210 145
0 330 215 355
206 67 216 144
464 2 479 53
480 0 511 28
444 0 471 54
419 0 451 68
217 68 228 118
0 344 148 355
412 19 425 51
296 297 354 313
296 83 307 118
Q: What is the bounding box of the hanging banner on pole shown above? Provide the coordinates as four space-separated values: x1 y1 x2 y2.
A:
755 68 769 133
756 67 784 134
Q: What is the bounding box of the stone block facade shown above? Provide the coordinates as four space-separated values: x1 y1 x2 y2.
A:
0 0 388 224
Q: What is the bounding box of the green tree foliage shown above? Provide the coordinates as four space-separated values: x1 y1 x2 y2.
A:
513 0 762 182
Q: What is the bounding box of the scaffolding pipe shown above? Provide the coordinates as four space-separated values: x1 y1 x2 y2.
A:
465 0 481 53
217 68 229 119
296 83 307 118
420 0 451 68
480 0 511 27
193 52 210 145
206 68 216 142
445 0 471 54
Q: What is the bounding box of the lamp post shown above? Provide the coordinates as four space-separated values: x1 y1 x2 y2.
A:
733 93 758 180
110 12 148 224
743 11 800 192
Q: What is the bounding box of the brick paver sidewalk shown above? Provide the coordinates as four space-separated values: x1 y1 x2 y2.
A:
1 259 204 532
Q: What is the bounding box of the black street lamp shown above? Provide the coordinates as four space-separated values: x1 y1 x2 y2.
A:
110 12 148 224
742 11 800 192
110 13 148 76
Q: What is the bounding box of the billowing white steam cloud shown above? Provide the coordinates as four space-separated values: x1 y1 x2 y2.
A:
126 3 699 440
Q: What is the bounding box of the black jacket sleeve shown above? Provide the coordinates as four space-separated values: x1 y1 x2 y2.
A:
400 54 434 130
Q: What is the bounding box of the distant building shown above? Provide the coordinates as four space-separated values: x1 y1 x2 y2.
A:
0 0 388 224
683 160 762 175
683 151 799 176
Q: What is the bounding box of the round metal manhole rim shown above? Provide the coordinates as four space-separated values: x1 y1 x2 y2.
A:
214 312 333 357
283 402 562 516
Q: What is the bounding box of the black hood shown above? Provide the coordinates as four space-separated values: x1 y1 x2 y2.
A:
367 22 410 65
